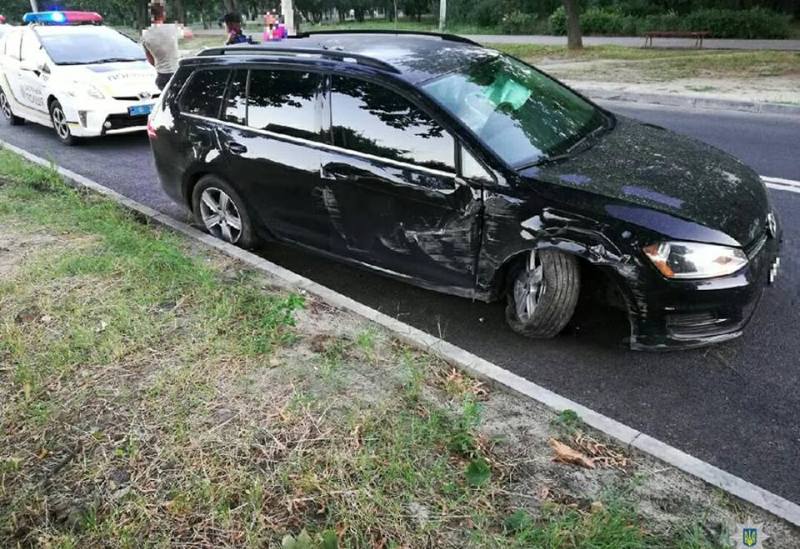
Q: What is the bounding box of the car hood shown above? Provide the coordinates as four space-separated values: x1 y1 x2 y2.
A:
58 61 158 98
527 116 770 247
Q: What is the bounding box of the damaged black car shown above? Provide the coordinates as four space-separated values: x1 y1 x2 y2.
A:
148 31 782 350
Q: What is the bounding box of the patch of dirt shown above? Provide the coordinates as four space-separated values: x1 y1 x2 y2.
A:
0 225 60 279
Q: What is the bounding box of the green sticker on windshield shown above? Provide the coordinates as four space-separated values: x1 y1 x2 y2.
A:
483 74 532 110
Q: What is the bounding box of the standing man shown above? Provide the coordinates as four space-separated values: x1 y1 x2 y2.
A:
141 1 179 91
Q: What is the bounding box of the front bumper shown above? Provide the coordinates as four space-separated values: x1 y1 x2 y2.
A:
62 98 156 137
627 227 782 351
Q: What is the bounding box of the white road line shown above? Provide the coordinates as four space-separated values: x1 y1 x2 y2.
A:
763 176 800 195
3 138 800 528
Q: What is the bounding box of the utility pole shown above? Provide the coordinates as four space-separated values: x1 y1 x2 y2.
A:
281 0 295 35
438 0 446 32
30 0 39 11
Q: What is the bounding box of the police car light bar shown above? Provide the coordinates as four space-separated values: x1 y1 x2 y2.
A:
23 11 103 26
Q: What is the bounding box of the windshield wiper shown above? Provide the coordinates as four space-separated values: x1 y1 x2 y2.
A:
91 57 144 64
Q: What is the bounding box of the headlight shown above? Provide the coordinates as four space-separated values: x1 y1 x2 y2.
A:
85 85 105 100
643 241 748 279
67 83 106 100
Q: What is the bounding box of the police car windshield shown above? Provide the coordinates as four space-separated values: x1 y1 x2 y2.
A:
37 26 145 65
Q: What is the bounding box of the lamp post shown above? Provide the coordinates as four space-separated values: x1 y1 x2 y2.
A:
30 0 39 11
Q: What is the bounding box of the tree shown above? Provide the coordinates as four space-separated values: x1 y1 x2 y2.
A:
562 0 582 49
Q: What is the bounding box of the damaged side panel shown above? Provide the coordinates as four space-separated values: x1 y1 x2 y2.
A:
319 151 483 296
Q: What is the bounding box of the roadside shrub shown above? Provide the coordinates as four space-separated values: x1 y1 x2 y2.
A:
549 6 566 35
502 11 539 34
682 8 791 39
471 0 503 27
551 5 791 39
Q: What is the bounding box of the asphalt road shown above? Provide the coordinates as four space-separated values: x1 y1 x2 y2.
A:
2 103 799 504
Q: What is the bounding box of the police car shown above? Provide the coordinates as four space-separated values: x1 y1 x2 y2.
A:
0 11 159 145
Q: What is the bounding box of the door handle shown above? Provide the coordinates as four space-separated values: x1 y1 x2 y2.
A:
226 142 247 155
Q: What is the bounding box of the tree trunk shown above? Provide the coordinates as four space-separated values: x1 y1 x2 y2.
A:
173 0 186 23
562 0 583 50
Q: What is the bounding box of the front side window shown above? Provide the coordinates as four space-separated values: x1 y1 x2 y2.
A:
247 69 321 141
423 54 608 169
330 76 455 173
181 69 229 118
20 32 42 62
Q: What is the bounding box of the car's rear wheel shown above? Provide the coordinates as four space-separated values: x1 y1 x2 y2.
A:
0 89 24 126
192 175 258 249
49 100 77 146
505 249 580 339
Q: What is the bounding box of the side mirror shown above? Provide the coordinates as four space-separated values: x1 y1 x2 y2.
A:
20 58 46 75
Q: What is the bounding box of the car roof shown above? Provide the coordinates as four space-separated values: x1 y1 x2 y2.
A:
199 32 497 84
32 24 118 36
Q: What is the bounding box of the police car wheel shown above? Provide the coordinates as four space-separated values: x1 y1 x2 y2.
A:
49 100 77 146
192 175 258 249
0 89 24 126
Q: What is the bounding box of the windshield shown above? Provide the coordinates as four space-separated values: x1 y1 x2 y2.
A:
423 55 608 168
38 27 145 65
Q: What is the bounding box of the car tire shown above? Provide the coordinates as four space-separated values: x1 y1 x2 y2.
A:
49 99 77 146
192 175 258 249
0 88 24 126
505 249 580 339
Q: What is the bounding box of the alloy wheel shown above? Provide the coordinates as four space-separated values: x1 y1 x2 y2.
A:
0 91 12 120
199 187 243 244
514 249 545 321
51 104 70 140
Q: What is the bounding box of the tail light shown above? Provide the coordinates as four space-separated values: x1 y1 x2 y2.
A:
147 120 157 139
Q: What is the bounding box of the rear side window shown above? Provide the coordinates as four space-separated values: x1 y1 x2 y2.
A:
247 69 321 142
330 76 455 173
5 30 22 60
180 69 229 118
222 69 247 125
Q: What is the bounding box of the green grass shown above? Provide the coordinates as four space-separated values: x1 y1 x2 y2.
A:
0 150 755 547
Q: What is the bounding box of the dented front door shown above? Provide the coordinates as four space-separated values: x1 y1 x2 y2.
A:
321 74 482 294
320 153 482 294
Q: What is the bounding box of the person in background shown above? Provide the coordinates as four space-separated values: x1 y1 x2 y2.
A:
224 12 253 45
141 1 179 91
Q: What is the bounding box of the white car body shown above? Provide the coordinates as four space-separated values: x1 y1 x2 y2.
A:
0 24 159 140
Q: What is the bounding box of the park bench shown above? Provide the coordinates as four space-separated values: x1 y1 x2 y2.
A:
643 31 710 49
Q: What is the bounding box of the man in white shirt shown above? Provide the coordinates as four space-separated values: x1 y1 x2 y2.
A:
141 2 179 90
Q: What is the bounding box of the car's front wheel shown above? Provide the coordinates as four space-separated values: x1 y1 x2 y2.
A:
505 249 580 339
0 88 24 126
49 100 77 146
192 175 258 249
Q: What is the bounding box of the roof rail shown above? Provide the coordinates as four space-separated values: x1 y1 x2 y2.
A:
197 45 400 73
295 29 482 47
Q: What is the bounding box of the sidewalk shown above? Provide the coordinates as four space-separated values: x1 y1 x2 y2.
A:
465 34 800 51
190 27 800 51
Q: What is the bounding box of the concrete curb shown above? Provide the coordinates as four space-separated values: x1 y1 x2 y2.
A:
4 139 800 528
577 86 800 116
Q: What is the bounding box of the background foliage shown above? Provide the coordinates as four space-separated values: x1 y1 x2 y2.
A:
0 0 795 36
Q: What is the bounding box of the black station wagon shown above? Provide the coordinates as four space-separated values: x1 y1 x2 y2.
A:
149 31 782 350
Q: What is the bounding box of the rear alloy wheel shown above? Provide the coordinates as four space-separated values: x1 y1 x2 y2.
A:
505 249 580 339
49 100 77 146
192 175 258 249
0 89 24 126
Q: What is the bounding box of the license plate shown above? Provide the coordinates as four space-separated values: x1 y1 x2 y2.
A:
128 104 153 117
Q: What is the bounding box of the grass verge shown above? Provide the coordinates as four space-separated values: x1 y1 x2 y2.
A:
492 44 800 80
0 149 795 547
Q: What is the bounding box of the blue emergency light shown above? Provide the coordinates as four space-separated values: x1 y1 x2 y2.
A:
23 11 103 26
